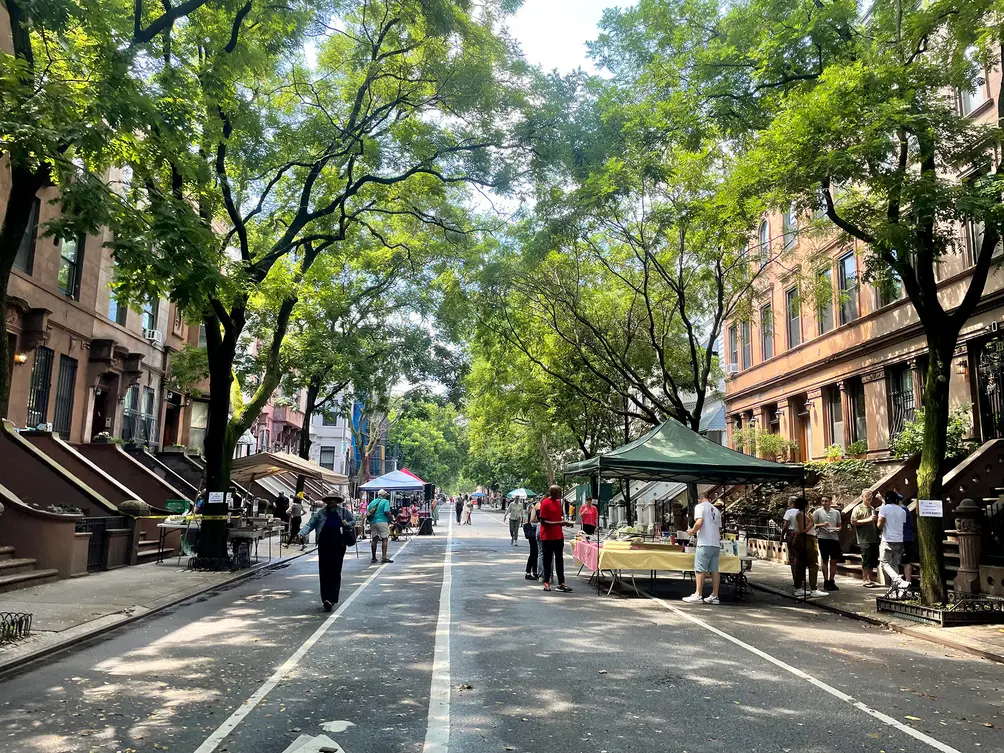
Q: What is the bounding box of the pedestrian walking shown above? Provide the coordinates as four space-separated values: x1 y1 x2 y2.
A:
300 495 355 611
455 496 464 524
539 485 573 592
683 495 723 604
506 496 524 545
462 496 474 525
812 495 843 591
533 498 544 580
367 489 395 564
792 496 828 597
580 496 598 539
877 490 907 587
852 492 881 587
287 492 305 546
901 494 917 587
780 496 799 586
523 511 539 580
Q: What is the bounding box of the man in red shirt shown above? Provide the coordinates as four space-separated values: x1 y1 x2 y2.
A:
539 485 573 592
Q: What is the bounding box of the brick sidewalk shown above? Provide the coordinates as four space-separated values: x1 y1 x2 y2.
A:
0 536 314 675
749 557 1004 664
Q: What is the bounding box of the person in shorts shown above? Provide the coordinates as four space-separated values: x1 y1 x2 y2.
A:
683 495 722 605
852 492 881 587
877 490 907 586
812 495 843 591
367 489 394 564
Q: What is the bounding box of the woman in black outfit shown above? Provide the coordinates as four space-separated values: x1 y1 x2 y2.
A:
300 495 355 611
524 503 539 580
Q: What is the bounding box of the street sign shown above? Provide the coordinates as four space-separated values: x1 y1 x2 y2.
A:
208 491 225 504
918 499 943 517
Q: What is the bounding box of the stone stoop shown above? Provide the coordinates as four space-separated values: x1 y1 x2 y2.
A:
136 537 175 564
0 545 60 594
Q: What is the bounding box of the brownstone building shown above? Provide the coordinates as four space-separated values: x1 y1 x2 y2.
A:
3 180 194 449
723 65 1004 462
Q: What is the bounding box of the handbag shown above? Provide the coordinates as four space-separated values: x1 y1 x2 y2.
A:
523 522 535 540
342 521 357 547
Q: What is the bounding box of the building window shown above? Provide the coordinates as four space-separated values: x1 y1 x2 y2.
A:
959 49 988 115
57 234 85 299
319 446 337 470
785 287 801 349
142 298 158 333
964 219 985 267
141 386 157 445
827 385 844 449
848 378 867 444
760 304 773 361
122 386 140 442
838 252 858 324
817 268 834 334
14 197 40 275
888 364 915 437
782 203 797 248
188 400 209 452
26 346 54 427
758 220 770 268
733 415 744 453
728 325 738 368
108 291 128 325
198 323 207 348
741 320 752 369
322 411 338 426
52 355 78 438
877 270 904 307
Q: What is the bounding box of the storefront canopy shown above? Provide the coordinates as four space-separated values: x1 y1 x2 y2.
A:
230 452 349 486
359 469 426 492
563 419 804 485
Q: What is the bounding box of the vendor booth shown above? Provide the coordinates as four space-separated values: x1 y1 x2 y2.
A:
360 469 435 535
564 419 804 598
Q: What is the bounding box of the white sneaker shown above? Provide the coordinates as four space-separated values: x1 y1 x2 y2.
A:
810 589 830 597
793 589 806 597
682 593 705 603
703 595 720 605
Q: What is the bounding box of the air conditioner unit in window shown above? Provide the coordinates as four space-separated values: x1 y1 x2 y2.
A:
725 363 739 375
144 329 164 345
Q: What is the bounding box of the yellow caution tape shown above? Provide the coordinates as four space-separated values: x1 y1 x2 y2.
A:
137 514 232 520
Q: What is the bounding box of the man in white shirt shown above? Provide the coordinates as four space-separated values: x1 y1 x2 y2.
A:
812 496 843 591
682 495 722 605
877 491 907 586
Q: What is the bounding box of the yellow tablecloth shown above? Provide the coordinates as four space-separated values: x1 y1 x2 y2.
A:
573 540 741 574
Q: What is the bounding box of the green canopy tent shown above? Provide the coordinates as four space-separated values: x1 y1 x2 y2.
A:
564 419 804 485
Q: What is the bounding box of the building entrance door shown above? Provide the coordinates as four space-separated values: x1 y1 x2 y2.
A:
977 336 1004 440
90 375 115 439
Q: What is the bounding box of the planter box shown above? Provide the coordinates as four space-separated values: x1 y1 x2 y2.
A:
877 593 1004 627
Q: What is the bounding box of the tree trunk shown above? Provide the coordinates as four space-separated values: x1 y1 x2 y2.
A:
915 336 955 606
198 319 237 558
295 381 320 494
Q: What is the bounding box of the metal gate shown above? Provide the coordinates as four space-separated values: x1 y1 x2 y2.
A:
977 338 1004 440
75 517 126 572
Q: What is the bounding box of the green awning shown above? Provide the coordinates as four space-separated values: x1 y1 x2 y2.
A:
563 419 804 485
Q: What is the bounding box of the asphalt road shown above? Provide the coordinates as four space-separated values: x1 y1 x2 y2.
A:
1 510 1002 753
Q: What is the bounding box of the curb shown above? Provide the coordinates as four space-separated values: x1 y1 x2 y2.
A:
750 581 1004 665
0 546 316 680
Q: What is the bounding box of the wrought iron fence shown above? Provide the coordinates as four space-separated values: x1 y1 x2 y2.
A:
0 612 32 644
75 516 128 572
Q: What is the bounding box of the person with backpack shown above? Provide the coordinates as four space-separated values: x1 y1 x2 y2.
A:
300 495 356 611
367 489 394 564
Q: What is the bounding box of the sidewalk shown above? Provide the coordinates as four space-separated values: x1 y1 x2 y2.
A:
749 557 1004 664
0 537 314 676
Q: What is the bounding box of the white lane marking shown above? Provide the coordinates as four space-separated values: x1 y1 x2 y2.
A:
646 594 961 753
423 517 454 753
192 541 411 753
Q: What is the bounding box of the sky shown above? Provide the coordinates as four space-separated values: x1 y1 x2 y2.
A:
505 0 612 75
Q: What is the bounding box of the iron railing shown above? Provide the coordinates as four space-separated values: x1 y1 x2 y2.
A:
0 612 32 644
75 516 128 572
889 388 915 437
